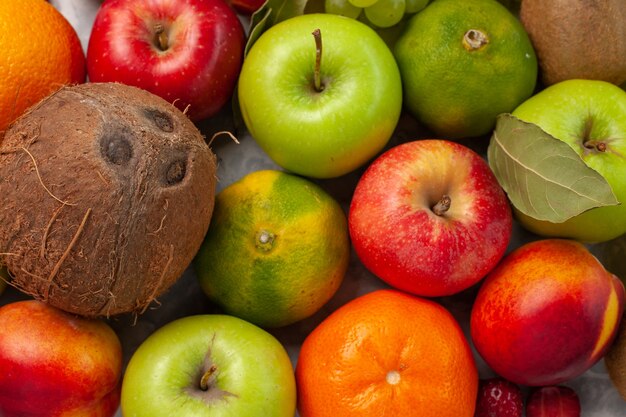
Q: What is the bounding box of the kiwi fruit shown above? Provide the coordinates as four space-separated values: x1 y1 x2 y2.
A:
520 0 626 86
606 315 626 401
0 82 217 317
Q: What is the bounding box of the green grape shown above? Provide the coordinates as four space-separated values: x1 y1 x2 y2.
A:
364 0 405 28
405 0 429 14
348 0 379 8
326 0 363 19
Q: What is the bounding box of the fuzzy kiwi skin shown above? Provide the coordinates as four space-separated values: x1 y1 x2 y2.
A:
606 316 626 401
0 82 217 318
520 0 626 86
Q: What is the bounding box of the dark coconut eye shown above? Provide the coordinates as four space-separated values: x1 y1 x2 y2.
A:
165 158 186 185
100 129 133 165
144 108 174 133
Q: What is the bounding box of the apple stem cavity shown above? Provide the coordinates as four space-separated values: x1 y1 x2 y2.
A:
312 28 324 92
463 29 489 51
584 140 607 152
200 364 218 391
432 195 452 216
154 23 169 51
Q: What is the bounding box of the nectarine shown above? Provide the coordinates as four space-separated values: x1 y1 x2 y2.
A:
470 239 624 386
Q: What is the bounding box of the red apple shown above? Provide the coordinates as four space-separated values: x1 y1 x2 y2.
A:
348 139 512 297
226 0 265 14
470 239 625 386
86 0 245 122
0 300 122 417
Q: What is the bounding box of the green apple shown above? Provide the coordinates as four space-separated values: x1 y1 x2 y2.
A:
238 13 402 179
512 79 626 243
121 314 296 417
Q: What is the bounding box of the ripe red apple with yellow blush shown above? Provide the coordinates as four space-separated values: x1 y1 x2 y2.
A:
349 139 512 297
0 300 122 417
470 239 625 386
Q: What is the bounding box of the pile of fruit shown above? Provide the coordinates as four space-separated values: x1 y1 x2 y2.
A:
0 0 625 416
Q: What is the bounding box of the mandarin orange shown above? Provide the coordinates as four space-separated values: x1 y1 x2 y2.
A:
0 0 85 133
295 289 478 417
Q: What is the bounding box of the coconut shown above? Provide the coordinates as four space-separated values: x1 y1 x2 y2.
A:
520 0 626 86
0 82 217 317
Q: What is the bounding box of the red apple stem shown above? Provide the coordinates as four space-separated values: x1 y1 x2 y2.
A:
200 365 218 391
154 23 169 51
432 195 451 216
312 28 324 92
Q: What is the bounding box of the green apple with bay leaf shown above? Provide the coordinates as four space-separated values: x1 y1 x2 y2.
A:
238 13 402 179
121 314 296 417
512 79 626 243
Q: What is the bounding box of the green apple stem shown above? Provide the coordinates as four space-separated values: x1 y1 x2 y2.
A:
200 364 218 391
584 140 607 152
462 29 489 51
154 23 169 51
432 195 451 216
312 28 324 92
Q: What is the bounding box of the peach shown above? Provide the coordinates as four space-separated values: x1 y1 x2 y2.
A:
470 239 624 386
0 300 122 416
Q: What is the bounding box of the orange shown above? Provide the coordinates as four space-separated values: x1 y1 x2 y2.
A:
394 0 537 138
0 0 85 133
295 289 478 417
194 170 350 328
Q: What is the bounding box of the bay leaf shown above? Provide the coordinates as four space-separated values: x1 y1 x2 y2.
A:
487 113 619 223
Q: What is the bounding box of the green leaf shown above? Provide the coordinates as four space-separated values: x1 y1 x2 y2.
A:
244 0 317 56
487 113 619 223
244 5 273 57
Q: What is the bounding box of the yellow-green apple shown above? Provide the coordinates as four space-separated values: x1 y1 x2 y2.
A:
511 79 626 243
0 300 122 417
238 13 403 179
470 239 625 386
121 314 296 417
86 0 245 122
348 139 512 297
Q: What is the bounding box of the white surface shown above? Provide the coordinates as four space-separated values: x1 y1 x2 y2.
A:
1 1 621 415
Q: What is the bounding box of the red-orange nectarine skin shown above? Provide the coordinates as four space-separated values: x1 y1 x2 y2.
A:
0 300 122 417
349 139 512 297
470 239 625 386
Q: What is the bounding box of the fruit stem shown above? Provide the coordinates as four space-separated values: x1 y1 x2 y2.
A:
154 23 169 51
584 140 607 152
432 195 451 216
312 28 324 92
462 29 489 51
200 365 218 391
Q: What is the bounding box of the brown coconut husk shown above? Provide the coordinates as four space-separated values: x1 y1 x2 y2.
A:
0 82 217 317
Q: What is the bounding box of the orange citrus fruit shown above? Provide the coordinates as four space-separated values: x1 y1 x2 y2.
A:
194 169 350 328
394 0 537 138
0 0 85 133
295 289 478 417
